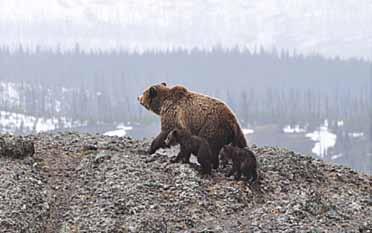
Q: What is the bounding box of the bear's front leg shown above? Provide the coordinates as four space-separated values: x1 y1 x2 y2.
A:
148 131 168 154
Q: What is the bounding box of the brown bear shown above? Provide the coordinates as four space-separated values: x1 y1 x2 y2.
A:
138 82 247 169
219 144 257 182
165 128 213 174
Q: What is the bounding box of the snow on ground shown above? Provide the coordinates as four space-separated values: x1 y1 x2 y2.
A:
0 111 87 134
242 128 254 135
348 132 364 138
337 120 344 127
331 153 343 160
282 125 307 133
104 123 133 137
305 120 337 158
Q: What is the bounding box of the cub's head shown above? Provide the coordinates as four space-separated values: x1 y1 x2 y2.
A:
164 129 180 147
137 82 168 115
137 83 188 115
219 144 235 162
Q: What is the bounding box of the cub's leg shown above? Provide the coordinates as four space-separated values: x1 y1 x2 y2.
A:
149 131 168 154
170 145 191 163
197 154 212 175
182 151 192 163
234 168 242 181
226 162 238 177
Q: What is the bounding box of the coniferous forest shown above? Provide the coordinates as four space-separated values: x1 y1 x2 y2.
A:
0 45 371 173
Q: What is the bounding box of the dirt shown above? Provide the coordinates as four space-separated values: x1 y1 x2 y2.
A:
0 132 371 233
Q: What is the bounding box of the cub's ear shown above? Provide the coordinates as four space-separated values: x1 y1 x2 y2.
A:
173 129 178 137
161 82 167 86
149 87 157 98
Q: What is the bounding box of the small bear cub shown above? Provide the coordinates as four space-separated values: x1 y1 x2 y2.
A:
219 144 258 182
165 128 213 174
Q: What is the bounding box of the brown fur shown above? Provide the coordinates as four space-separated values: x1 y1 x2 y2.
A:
219 144 257 182
165 128 212 174
138 82 247 169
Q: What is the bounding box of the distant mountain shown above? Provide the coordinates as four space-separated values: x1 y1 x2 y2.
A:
0 0 371 59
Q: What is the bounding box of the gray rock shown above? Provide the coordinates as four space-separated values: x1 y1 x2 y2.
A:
0 132 371 233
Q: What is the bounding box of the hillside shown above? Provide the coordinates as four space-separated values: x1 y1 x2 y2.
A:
0 133 371 232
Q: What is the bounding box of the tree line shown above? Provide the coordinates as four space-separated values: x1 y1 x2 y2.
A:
0 45 370 132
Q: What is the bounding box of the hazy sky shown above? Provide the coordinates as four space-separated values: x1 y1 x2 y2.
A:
0 0 371 59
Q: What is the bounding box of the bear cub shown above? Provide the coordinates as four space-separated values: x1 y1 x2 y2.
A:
219 144 258 182
165 128 213 175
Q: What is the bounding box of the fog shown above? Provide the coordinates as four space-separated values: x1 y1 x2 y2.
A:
1 0 372 59
0 0 371 174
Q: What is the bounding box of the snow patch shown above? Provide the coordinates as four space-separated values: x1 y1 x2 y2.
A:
242 128 254 135
0 111 87 134
337 120 344 127
305 120 337 158
348 132 364 138
331 153 343 160
282 125 306 133
104 124 133 137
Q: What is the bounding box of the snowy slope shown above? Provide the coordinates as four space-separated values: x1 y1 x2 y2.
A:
0 0 371 59
104 123 133 137
0 81 87 134
0 111 87 134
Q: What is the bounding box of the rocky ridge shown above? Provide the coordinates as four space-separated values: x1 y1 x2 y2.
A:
0 132 371 233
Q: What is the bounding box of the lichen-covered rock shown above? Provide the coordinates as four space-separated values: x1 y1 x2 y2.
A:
0 132 371 233
0 135 35 159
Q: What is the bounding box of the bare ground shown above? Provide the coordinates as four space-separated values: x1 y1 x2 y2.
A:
0 132 371 233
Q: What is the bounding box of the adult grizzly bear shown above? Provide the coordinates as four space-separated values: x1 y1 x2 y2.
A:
137 82 247 168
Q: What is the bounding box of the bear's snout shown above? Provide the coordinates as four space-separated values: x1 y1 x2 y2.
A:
137 95 143 104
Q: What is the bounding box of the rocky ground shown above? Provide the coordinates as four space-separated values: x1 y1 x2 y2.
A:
0 132 371 233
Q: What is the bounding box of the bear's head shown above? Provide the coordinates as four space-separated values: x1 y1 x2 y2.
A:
137 82 169 115
164 128 180 146
138 83 187 115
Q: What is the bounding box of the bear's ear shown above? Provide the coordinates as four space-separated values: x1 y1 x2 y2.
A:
149 86 157 98
161 82 167 86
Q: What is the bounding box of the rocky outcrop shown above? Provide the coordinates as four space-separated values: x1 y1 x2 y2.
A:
0 135 34 159
0 133 371 233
